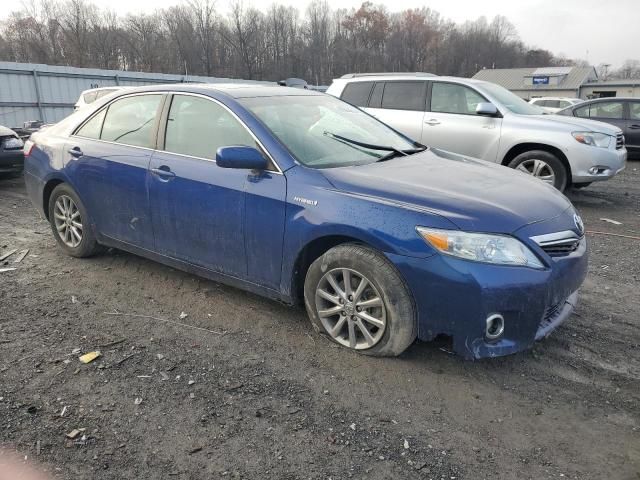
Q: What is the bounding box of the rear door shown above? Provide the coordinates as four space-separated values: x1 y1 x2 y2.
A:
66 93 163 250
626 101 640 156
423 81 502 161
574 100 626 131
364 81 427 142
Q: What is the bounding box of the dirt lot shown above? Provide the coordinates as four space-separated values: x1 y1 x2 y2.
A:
1 165 639 480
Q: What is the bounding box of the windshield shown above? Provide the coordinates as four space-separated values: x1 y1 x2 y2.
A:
239 95 418 168
479 83 545 115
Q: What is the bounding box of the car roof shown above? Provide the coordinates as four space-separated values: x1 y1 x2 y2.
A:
110 83 323 99
579 97 638 103
0 125 17 136
334 74 497 88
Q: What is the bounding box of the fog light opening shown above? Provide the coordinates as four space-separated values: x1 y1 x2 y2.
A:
485 314 504 340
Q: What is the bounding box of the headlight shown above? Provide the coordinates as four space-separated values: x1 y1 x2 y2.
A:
416 227 545 269
572 131 611 148
2 137 24 150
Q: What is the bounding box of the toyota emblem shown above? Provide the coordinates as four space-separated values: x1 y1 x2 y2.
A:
574 213 584 236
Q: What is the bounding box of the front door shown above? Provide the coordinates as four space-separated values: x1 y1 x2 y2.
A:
149 93 285 283
423 81 503 162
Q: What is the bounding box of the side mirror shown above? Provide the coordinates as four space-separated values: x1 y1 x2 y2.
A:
476 102 499 116
216 146 267 170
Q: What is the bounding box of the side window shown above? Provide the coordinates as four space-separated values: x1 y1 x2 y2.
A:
75 109 106 139
628 102 640 120
381 82 426 111
101 95 162 148
589 102 624 119
575 105 589 118
430 83 486 115
546 100 560 108
164 95 256 160
558 101 571 109
341 82 374 107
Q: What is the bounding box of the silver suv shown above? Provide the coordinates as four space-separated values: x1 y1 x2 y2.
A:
326 73 627 191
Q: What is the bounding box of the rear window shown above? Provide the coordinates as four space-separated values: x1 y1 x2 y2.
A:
381 81 426 111
577 102 624 120
100 94 162 148
340 82 374 107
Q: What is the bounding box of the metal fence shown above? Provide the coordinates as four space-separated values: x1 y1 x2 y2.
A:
0 61 272 128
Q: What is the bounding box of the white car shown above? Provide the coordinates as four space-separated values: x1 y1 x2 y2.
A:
74 87 127 111
326 73 625 191
529 97 583 114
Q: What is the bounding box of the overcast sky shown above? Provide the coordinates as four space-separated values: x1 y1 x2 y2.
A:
1 0 637 68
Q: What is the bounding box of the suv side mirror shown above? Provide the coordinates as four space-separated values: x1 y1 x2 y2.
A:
216 146 267 170
476 102 499 116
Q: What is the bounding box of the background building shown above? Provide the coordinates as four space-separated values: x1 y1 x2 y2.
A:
473 66 640 100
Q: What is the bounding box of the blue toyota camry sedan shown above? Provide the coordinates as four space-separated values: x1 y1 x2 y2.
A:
23 84 588 359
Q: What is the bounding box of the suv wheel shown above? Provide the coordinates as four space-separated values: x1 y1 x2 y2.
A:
48 183 100 257
508 150 568 191
304 244 416 356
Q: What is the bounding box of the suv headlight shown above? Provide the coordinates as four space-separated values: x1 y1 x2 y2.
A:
572 131 611 148
417 227 544 269
2 137 24 150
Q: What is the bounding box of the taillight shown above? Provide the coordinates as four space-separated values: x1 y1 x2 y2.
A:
24 140 35 156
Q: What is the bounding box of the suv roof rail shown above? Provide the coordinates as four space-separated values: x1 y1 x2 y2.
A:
340 72 437 79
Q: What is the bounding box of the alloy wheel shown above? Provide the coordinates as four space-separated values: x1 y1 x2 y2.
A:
53 195 83 248
516 159 556 185
315 268 387 350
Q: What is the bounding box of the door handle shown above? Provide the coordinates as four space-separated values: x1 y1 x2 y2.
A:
629 124 640 129
151 166 176 179
424 119 441 126
68 147 83 157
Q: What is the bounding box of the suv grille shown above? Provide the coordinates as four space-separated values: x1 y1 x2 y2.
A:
530 231 583 257
616 133 624 150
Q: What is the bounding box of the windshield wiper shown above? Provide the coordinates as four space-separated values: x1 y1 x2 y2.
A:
375 146 427 162
324 131 410 157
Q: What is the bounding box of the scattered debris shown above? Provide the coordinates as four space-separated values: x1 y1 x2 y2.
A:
0 268 16 273
71 296 78 304
160 371 170 381
13 249 29 263
0 249 17 262
188 447 203 455
188 379 195 385
97 338 126 348
71 348 81 355
114 353 137 366
156 354 164 360
60 406 68 417
79 351 101 364
404 439 410 449
134 397 143 405
103 311 226 335
179 311 188 319
66 429 82 439
600 218 622 225
349 423 356 431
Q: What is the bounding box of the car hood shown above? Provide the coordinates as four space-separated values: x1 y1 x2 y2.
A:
321 149 573 234
513 112 622 135
0 125 18 137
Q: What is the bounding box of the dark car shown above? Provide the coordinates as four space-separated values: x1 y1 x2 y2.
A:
0 125 25 175
557 97 640 159
24 84 588 359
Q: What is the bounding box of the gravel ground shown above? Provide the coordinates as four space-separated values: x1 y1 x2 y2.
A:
1 165 639 480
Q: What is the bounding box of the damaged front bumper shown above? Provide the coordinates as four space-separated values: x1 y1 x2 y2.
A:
386 235 588 359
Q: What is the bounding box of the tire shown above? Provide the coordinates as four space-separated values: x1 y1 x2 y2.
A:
508 150 568 191
572 182 592 190
304 243 416 357
48 183 99 258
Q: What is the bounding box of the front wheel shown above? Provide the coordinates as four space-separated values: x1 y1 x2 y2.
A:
508 150 568 191
304 244 416 356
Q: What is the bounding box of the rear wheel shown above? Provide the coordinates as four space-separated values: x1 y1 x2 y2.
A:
48 183 99 257
508 150 568 191
304 244 416 356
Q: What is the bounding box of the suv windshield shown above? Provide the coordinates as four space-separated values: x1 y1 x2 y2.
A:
479 83 545 116
239 95 418 168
